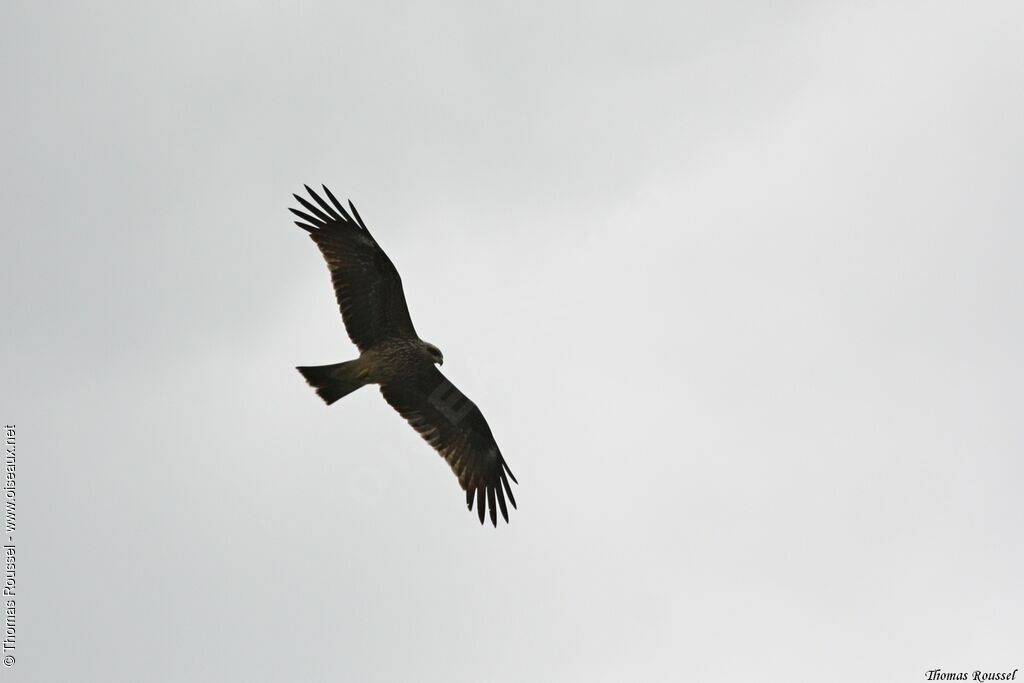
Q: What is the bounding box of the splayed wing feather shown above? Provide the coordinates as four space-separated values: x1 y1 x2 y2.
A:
322 185 352 222
348 200 369 231
305 185 343 221
289 208 322 226
293 193 333 224
495 485 508 522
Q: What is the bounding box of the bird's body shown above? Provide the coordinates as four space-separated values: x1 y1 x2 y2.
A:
359 337 437 385
289 185 517 525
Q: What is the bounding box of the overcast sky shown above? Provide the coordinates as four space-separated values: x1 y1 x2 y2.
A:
3 1 1023 681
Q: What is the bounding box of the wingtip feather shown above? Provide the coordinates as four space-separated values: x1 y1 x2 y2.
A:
289 207 324 227
306 185 343 221
348 200 369 231
294 193 332 224
501 474 517 509
321 185 348 219
496 485 509 522
503 461 518 484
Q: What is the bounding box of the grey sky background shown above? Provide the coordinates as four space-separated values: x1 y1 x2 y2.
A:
3 1 1022 681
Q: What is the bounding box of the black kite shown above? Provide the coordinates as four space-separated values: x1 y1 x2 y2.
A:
290 185 517 526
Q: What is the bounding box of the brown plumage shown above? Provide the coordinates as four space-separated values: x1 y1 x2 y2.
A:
290 185 517 526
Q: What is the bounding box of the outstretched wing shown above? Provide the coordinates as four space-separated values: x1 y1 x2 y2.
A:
291 185 417 351
380 367 518 526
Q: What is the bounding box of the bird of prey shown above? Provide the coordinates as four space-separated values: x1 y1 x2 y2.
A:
289 185 517 526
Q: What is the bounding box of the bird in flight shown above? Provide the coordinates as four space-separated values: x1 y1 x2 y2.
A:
289 185 517 526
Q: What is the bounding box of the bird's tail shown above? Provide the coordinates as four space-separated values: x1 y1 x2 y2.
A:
296 359 368 405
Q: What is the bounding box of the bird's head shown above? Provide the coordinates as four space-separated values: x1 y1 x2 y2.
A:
422 342 444 366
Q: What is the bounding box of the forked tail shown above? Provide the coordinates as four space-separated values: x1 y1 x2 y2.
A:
296 359 367 405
